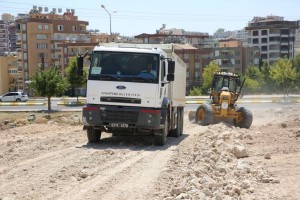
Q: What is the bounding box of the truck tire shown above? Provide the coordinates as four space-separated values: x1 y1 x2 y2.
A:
233 107 253 129
87 128 101 143
195 104 213 126
171 108 181 138
154 116 168 146
180 108 184 136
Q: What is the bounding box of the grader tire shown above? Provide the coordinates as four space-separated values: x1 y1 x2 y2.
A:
195 104 213 126
234 107 253 129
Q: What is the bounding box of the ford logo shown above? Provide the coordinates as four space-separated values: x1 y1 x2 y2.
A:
116 85 126 90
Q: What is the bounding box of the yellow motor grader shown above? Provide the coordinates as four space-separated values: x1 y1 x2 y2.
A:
189 72 253 128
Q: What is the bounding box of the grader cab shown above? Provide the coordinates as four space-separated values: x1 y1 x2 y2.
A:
189 72 253 128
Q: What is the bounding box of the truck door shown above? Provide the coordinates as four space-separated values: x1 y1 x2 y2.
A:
160 60 167 99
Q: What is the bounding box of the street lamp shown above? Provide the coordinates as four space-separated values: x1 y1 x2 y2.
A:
101 4 116 41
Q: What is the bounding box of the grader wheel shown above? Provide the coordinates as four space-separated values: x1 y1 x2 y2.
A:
234 107 253 128
195 104 213 126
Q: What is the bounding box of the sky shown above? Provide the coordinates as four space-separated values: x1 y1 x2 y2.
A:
1 0 300 36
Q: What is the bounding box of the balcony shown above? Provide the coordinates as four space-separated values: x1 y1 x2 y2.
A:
52 54 61 59
52 48 62 52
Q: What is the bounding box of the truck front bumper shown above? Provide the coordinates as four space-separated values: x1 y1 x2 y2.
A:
82 104 162 129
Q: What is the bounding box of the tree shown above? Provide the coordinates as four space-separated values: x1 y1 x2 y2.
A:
243 77 260 94
243 65 264 94
65 57 88 101
189 87 202 96
269 58 298 97
30 67 70 111
201 61 220 94
291 54 300 90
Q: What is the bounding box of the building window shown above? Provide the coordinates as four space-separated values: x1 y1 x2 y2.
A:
261 30 268 35
38 62 49 68
44 24 49 30
72 26 77 31
37 43 48 49
38 53 47 58
38 24 43 30
261 53 268 59
8 69 18 74
24 62 28 70
235 60 241 64
269 36 280 42
261 46 268 51
22 33 26 41
57 25 64 31
261 38 268 43
23 53 27 59
184 53 189 60
281 29 289 35
22 24 26 31
252 38 258 44
195 62 200 69
252 31 258 36
36 34 47 40
23 43 27 50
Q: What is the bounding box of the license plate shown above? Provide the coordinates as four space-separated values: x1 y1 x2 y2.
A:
109 123 128 128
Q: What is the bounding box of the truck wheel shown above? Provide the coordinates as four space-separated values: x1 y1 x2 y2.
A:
233 107 253 129
87 128 101 143
195 104 213 126
170 109 181 138
154 116 168 146
179 108 184 136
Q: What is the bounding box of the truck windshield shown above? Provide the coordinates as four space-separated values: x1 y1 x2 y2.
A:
89 51 160 83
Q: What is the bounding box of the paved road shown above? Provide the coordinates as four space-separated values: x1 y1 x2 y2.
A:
0 95 299 112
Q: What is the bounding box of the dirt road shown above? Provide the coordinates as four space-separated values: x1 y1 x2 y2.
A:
0 104 299 200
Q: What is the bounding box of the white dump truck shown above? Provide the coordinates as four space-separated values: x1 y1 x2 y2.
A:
77 43 186 145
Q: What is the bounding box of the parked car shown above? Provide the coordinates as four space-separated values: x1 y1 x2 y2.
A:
0 92 29 102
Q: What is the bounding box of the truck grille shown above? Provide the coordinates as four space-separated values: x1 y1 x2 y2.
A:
101 97 141 104
100 110 139 123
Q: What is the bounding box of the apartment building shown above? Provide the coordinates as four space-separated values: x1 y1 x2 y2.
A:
173 44 203 93
57 42 98 70
214 39 260 74
135 24 209 45
0 20 9 55
15 7 90 92
294 28 300 55
245 15 299 64
0 53 19 94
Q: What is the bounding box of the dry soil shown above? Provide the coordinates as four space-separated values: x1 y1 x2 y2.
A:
0 104 299 200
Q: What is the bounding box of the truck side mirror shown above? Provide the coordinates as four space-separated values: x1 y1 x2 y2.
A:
167 74 174 81
77 56 84 76
168 60 175 74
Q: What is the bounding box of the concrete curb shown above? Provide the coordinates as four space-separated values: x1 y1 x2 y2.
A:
57 102 85 106
0 102 46 106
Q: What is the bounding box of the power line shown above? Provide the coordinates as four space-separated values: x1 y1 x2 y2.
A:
1 0 299 21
